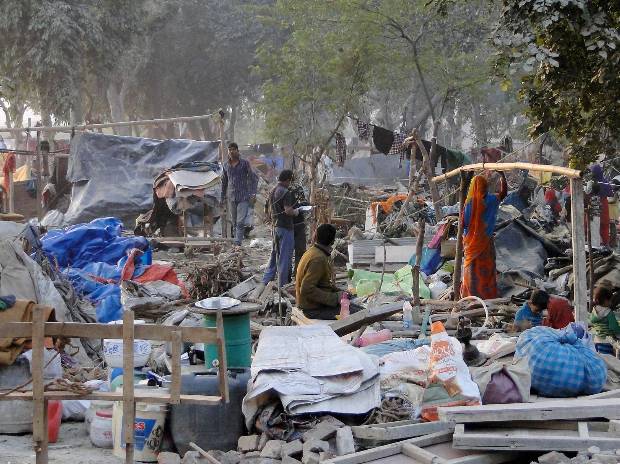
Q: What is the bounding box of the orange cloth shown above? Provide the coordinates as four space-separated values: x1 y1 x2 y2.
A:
2 152 16 193
370 194 408 224
463 176 490 267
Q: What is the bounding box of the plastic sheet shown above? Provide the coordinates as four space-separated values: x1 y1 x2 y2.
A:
64 132 220 225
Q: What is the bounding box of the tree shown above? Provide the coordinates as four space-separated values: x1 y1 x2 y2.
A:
494 0 619 168
0 1 145 124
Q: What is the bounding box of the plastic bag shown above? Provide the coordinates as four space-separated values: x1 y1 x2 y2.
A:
419 322 481 421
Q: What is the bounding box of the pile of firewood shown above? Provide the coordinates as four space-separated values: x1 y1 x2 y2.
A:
187 249 245 300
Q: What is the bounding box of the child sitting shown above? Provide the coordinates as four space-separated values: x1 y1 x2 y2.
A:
590 286 619 354
514 289 549 330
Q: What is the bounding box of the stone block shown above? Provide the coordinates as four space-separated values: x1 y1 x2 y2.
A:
281 439 303 458
261 440 285 459
335 427 355 456
238 435 261 453
302 423 339 442
282 457 302 464
159 452 182 464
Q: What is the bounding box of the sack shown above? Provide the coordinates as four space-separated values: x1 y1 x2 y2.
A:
419 322 481 421
471 358 531 405
516 325 606 397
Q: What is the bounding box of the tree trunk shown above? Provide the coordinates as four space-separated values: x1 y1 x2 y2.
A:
107 81 130 136
470 101 488 147
227 106 237 142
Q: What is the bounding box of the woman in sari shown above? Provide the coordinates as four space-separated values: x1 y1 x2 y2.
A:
461 173 507 299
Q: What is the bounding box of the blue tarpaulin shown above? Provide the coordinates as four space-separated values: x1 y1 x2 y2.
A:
41 217 150 322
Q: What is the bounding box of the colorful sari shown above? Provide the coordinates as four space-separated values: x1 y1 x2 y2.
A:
461 175 503 299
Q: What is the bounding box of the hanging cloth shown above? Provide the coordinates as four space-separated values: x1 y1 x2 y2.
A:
372 126 394 155
388 132 406 156
335 132 347 167
356 120 371 141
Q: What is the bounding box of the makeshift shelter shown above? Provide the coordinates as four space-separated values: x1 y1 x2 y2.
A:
63 132 220 225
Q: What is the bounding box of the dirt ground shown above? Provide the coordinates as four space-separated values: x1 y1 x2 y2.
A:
0 423 116 464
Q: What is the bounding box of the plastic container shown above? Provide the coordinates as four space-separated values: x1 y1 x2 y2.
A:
86 400 114 424
170 368 250 455
204 311 251 368
90 409 113 448
112 388 168 462
108 367 148 392
402 301 413 329
354 329 392 347
104 320 151 368
339 293 350 318
48 400 63 444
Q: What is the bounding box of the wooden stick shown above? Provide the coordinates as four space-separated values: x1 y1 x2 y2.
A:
432 162 582 183
170 329 182 405
571 179 588 322
8 168 14 213
189 441 223 464
453 172 468 300
413 217 425 307
122 310 135 464
413 130 443 221
215 311 230 403
219 117 229 239
32 306 47 464
0 113 218 134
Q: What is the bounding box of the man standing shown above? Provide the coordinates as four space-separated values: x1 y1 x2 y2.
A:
220 142 259 246
262 170 298 287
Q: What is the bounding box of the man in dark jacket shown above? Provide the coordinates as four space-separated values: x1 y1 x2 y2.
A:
295 223 343 319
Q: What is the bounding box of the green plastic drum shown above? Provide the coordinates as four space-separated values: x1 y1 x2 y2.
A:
203 310 252 368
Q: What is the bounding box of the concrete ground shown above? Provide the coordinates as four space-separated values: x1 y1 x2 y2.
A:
0 423 117 464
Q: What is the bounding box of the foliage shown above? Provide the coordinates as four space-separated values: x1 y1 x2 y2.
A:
0 1 144 121
494 0 620 168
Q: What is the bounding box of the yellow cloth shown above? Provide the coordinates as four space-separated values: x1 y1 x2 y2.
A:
0 301 55 366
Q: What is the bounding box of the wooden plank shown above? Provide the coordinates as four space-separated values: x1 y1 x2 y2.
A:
170 329 182 405
216 311 230 403
123 310 135 464
32 306 47 464
0 322 218 344
330 302 403 336
0 390 222 404
453 423 620 452
351 421 454 441
571 179 588 322
439 398 620 423
432 162 582 184
374 246 417 264
326 431 454 464
401 443 448 464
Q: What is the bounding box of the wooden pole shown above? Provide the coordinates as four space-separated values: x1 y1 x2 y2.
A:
35 130 42 220
586 205 595 310
219 116 229 238
433 162 582 184
453 172 468 300
32 306 48 464
8 168 14 213
122 310 135 464
570 179 588 322
413 216 426 308
412 130 443 222
0 113 219 134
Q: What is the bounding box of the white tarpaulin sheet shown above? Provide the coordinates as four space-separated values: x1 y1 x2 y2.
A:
243 326 380 424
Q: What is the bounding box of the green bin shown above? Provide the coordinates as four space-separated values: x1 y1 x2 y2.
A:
204 310 252 368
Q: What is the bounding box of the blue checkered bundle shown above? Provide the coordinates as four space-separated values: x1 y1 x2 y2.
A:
515 325 607 397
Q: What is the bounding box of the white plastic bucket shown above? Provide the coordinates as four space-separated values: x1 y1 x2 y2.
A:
112 398 168 462
103 320 151 368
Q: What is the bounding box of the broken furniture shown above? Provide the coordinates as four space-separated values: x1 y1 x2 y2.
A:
0 308 230 464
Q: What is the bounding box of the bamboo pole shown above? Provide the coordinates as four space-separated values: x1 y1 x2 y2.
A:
122 310 135 464
32 307 47 464
35 130 42 221
413 216 426 308
0 113 218 134
453 172 468 300
586 205 594 311
219 115 229 239
432 162 582 183
8 169 14 213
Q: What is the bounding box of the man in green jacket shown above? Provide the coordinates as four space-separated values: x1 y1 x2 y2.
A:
295 223 343 319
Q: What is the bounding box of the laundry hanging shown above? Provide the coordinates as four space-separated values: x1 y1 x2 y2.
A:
389 132 407 156
335 132 347 167
372 126 395 155
356 120 371 141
